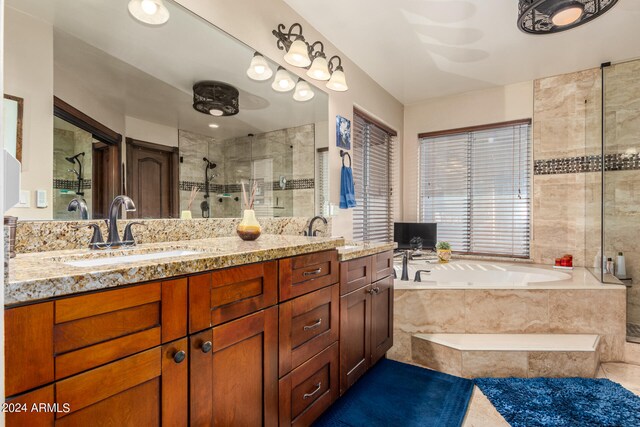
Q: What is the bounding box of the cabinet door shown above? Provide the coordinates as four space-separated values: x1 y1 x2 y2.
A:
190 307 279 427
370 276 394 366
371 251 394 283
339 286 372 395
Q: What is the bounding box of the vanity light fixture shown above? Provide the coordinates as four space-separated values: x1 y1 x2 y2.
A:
246 52 273 81
326 56 349 92
272 23 311 67
271 67 296 92
193 81 239 117
293 79 315 102
518 0 618 34
306 42 331 81
128 0 170 25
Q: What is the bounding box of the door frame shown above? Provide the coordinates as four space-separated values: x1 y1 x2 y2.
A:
125 138 180 218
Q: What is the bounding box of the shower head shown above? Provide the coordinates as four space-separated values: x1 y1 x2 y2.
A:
203 157 217 169
65 152 85 164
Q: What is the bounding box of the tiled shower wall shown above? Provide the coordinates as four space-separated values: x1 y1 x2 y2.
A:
178 125 315 219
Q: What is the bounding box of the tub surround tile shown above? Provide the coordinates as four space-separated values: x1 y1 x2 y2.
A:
548 290 626 336
411 336 463 377
462 351 528 378
388 327 412 363
624 342 640 365
5 234 344 306
528 351 599 378
464 290 549 333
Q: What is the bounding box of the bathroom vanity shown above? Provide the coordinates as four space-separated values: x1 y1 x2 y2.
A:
4 236 394 426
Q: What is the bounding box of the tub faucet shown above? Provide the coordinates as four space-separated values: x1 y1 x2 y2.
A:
414 270 431 282
401 250 412 281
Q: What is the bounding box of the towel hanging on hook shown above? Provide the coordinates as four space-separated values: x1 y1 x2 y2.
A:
340 150 352 168
339 150 356 209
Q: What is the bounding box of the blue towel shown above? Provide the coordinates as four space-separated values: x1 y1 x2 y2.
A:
340 165 356 209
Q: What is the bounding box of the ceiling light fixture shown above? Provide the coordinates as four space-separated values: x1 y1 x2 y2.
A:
128 0 170 25
271 67 296 92
293 79 315 102
326 56 348 92
518 0 618 34
246 52 273 81
193 81 239 117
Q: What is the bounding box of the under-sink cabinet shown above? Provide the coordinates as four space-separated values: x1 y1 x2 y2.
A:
4 248 394 426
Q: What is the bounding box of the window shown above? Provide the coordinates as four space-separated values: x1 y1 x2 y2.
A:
419 120 531 257
317 147 329 216
353 110 396 242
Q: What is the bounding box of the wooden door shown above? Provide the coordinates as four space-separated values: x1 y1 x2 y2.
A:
92 140 121 219
339 285 372 395
126 138 179 219
370 276 394 365
190 308 279 427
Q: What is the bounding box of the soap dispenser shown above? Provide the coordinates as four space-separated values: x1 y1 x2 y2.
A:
616 252 626 279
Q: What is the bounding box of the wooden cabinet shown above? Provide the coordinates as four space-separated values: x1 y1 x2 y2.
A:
279 250 339 301
190 308 279 427
339 252 394 395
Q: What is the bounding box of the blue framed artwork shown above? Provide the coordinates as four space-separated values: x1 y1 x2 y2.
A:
336 115 351 150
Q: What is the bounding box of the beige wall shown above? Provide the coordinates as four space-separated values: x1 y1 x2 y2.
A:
125 116 178 147
402 81 534 222
175 0 404 239
5 7 54 219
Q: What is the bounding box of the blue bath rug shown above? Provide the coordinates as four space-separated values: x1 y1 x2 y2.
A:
475 377 640 427
313 359 473 427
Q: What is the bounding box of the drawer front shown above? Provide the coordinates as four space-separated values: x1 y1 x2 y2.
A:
371 251 394 282
279 250 339 301
278 342 339 427
189 261 278 333
279 285 339 377
339 256 372 296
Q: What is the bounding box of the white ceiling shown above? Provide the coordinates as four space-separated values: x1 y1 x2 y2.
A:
284 0 640 104
8 0 328 141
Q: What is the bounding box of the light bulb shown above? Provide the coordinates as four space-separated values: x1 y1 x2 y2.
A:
209 109 223 116
141 0 158 15
552 6 583 26
254 65 265 75
278 80 289 89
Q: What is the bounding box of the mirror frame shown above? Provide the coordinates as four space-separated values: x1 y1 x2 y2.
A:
3 93 23 162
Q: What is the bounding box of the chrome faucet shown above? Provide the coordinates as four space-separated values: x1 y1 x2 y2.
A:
67 198 88 220
106 195 137 247
304 216 328 236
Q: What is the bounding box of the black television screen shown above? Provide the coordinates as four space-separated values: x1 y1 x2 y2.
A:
394 223 437 250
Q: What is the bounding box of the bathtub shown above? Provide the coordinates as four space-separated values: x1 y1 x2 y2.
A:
393 260 573 289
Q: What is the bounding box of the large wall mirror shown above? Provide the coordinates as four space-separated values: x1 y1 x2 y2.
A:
5 0 329 220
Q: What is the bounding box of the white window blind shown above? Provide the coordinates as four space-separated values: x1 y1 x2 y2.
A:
419 121 531 257
317 148 329 216
353 112 395 242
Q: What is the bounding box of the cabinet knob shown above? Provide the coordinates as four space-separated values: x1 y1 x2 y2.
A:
173 350 186 363
368 288 376 295
201 341 213 353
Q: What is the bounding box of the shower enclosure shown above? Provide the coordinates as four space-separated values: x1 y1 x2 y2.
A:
587 59 640 343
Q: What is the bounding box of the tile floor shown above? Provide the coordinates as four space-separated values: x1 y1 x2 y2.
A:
461 363 640 426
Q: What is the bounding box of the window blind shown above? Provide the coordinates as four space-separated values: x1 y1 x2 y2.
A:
353 112 395 242
317 148 329 216
419 122 531 257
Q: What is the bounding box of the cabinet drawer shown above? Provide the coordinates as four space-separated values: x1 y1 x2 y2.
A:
279 284 339 377
189 261 278 332
279 250 339 301
339 256 372 296
279 342 339 427
371 251 394 282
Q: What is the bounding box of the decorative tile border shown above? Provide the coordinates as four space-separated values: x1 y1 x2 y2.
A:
180 178 314 193
534 153 640 175
53 179 92 190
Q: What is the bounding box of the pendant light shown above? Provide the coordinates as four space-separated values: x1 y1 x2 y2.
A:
271 67 295 92
246 52 273 81
293 79 315 102
518 0 619 34
128 0 170 25
284 39 311 67
307 55 331 81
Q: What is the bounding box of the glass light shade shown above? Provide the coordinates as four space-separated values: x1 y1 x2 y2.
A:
326 68 348 92
246 53 273 81
551 5 584 26
293 80 315 102
306 56 330 81
283 39 311 67
128 0 170 25
209 109 224 116
271 67 295 92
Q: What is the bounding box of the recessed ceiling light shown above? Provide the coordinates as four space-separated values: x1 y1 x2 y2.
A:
208 123 219 128
128 0 170 25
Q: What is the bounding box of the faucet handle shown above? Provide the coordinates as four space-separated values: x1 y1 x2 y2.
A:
71 223 104 248
123 222 146 245
414 270 431 282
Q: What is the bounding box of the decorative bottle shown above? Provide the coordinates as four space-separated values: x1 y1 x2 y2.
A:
237 209 261 241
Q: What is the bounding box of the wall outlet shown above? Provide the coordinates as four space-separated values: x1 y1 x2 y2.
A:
15 190 31 208
36 189 48 208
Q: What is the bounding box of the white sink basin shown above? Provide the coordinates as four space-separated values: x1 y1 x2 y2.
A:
63 250 202 268
340 245 361 250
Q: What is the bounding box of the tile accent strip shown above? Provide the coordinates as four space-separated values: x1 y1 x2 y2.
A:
534 153 640 175
53 179 92 190
180 178 315 193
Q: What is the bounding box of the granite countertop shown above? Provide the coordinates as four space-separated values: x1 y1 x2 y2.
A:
5 235 344 306
336 241 397 261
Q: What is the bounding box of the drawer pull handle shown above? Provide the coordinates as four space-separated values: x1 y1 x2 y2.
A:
201 341 212 353
303 382 322 399
173 350 186 364
303 268 322 277
303 319 322 331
